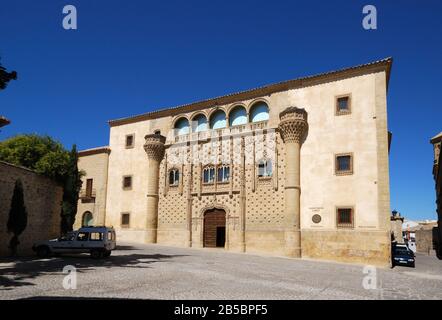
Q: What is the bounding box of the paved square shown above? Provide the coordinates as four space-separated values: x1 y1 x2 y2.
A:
1 243 441 300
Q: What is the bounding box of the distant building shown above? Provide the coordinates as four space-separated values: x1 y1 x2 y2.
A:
403 219 438 254
431 132 442 258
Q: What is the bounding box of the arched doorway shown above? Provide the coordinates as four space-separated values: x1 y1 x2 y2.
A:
82 211 93 227
203 209 226 248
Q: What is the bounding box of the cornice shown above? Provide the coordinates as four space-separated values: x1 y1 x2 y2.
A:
78 146 111 157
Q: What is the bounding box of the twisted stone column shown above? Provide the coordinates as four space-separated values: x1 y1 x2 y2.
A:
144 134 166 243
278 107 308 258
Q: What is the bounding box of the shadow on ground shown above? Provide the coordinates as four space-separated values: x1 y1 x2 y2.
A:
0 251 187 290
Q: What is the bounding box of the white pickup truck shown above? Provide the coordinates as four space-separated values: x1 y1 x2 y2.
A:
32 226 116 259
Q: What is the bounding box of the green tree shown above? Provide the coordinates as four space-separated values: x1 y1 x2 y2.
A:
0 134 70 183
0 135 84 234
61 145 83 233
7 179 28 256
0 58 17 90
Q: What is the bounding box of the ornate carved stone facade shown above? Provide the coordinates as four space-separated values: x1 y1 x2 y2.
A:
76 58 394 266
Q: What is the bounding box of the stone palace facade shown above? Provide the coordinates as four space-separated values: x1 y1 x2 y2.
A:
75 58 393 266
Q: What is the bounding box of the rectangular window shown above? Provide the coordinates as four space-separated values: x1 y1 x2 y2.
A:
169 169 179 186
125 134 135 148
76 232 89 241
336 207 354 228
86 178 93 197
335 153 353 175
107 231 115 241
217 166 230 183
121 213 130 228
335 94 351 115
258 159 272 178
123 175 132 189
203 167 215 184
90 232 104 241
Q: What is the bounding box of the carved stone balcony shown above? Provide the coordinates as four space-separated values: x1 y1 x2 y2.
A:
169 121 269 145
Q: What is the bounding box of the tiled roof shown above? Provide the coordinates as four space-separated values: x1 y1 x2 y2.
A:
78 146 111 157
109 57 393 127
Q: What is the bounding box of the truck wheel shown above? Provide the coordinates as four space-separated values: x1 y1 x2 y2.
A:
91 249 103 259
103 250 111 258
36 246 50 258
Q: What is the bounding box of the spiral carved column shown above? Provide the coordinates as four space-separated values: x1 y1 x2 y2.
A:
143 134 166 243
278 107 308 258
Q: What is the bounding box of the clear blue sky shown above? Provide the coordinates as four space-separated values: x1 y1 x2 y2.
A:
0 0 441 220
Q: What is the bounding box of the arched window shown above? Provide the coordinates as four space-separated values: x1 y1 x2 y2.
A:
258 159 272 177
203 166 215 184
229 106 247 127
191 114 208 132
169 168 179 186
209 110 227 129
249 102 269 123
82 211 93 227
217 165 230 183
174 117 190 135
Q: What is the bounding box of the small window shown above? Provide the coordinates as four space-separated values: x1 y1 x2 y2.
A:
169 169 179 186
154 130 161 135
335 154 353 175
337 207 354 228
90 232 104 241
336 95 351 115
86 179 93 197
258 159 272 177
107 231 115 241
217 165 230 183
203 166 215 184
123 176 132 189
76 232 89 241
121 213 130 228
125 134 135 148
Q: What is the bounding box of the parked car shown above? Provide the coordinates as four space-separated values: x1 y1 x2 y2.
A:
32 226 116 259
392 244 415 268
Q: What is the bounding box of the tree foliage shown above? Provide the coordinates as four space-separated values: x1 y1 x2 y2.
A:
0 135 84 234
61 145 83 233
0 135 70 184
7 179 28 256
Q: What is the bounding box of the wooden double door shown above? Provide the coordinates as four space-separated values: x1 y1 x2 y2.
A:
203 209 226 248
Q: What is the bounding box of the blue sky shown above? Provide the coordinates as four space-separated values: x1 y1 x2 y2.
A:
0 0 441 220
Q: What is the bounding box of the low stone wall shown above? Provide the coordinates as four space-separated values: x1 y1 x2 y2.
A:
0 161 63 256
302 229 391 267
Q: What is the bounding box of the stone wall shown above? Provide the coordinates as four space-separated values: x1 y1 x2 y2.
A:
415 229 435 255
390 217 404 243
0 161 63 256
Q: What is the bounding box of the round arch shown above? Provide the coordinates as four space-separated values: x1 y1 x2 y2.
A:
209 109 227 129
82 211 93 227
249 101 269 123
174 117 190 135
190 113 208 132
228 105 247 127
